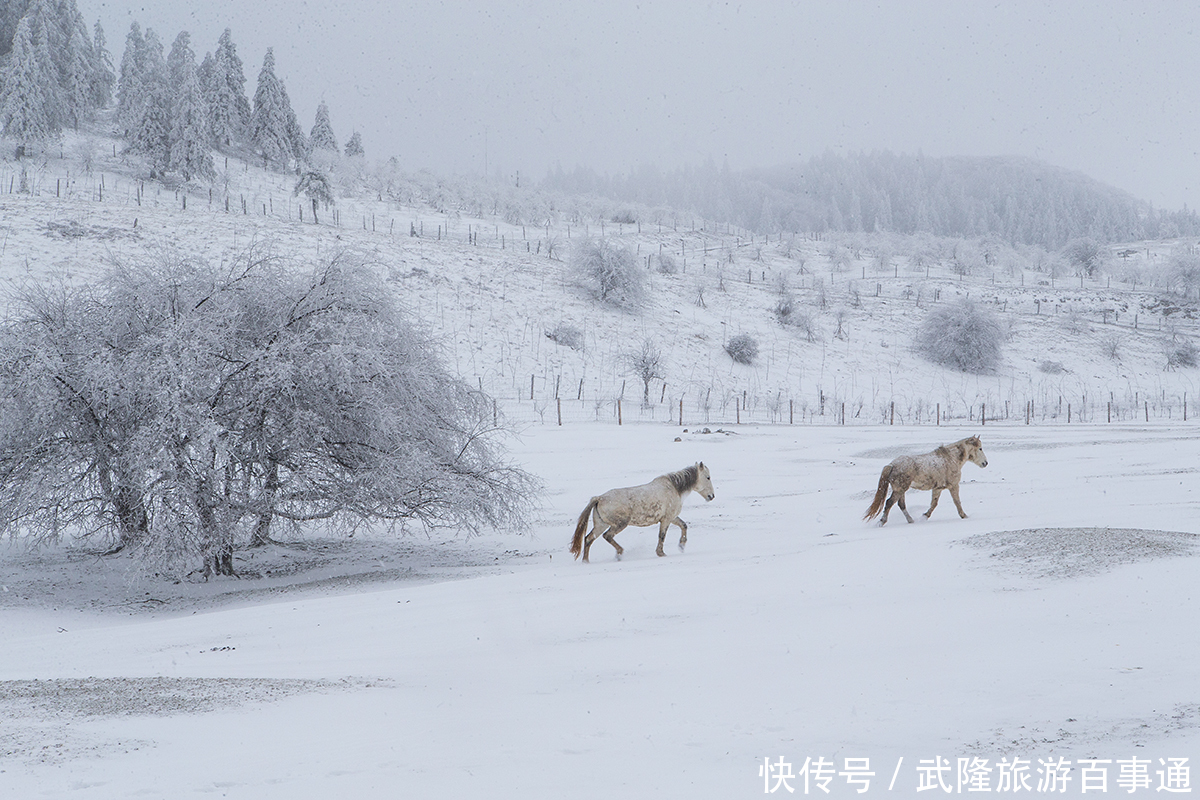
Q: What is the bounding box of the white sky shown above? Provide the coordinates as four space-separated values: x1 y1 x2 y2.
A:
79 0 1200 209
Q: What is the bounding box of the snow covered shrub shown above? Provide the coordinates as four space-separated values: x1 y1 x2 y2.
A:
611 210 637 224
1166 338 1199 369
1038 360 1067 374
656 253 678 274
545 323 584 351
571 238 646 310
915 298 1004 374
725 334 759 365
0 250 537 576
774 295 818 342
1101 334 1122 361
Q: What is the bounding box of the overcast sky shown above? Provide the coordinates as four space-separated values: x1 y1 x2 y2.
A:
78 0 1200 209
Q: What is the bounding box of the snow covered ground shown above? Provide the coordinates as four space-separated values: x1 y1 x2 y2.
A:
2 420 1198 798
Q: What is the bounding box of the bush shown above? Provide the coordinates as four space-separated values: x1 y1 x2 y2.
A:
544 323 584 351
1038 360 1067 374
656 253 678 275
571 238 646 310
725 334 759 365
915 298 1004 373
774 295 818 342
1166 338 1198 369
1101 335 1122 361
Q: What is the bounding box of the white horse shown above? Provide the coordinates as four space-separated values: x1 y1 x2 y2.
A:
570 463 715 562
864 436 988 525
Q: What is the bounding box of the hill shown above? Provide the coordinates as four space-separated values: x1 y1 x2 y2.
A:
3 126 1200 437
542 152 1200 249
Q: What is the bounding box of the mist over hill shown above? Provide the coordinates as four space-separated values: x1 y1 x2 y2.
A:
542 152 1200 249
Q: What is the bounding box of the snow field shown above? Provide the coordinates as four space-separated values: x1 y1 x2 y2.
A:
1 421 1198 798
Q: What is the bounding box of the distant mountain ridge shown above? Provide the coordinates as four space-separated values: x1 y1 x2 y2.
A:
542 152 1200 249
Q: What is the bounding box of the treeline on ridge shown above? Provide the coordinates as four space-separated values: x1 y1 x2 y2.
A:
543 152 1200 250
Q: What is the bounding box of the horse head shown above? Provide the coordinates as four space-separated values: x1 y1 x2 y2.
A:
967 436 988 468
695 461 715 501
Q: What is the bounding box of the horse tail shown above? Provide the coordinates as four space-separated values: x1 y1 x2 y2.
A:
570 497 600 559
864 464 892 520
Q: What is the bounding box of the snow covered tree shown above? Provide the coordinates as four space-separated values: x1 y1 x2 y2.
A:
344 130 363 158
0 250 537 576
115 22 145 136
169 44 213 182
60 16 92 128
128 28 170 175
206 28 250 147
309 99 337 153
0 15 60 154
625 339 665 407
250 47 302 169
89 19 114 108
166 30 193 96
294 169 333 223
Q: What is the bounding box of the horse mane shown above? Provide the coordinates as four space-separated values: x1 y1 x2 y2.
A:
664 465 699 495
937 440 969 463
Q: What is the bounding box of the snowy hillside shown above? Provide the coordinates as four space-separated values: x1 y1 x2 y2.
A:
2 129 1200 798
3 129 1200 435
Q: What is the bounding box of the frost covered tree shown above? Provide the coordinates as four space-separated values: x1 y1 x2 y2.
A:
625 339 665 407
309 100 337 153
61 16 92 127
128 29 170 175
0 15 60 154
168 44 214 181
206 28 251 146
115 22 145 136
89 20 114 108
294 169 333 223
165 30 193 96
344 130 363 158
0 251 537 576
250 47 303 169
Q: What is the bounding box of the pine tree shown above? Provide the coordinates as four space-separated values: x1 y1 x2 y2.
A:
309 99 337 153
344 130 363 158
90 20 114 108
116 22 145 136
166 30 192 96
21 0 65 127
250 47 298 169
0 14 59 154
280 79 307 162
169 48 213 182
208 28 249 147
61 16 92 127
129 28 170 175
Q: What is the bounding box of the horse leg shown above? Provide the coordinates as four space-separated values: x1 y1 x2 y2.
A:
924 488 942 519
673 517 688 552
582 507 605 562
603 523 628 559
656 521 669 557
949 484 968 518
882 491 896 525
895 491 915 523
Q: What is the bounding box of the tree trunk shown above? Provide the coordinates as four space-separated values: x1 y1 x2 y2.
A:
312 198 319 224
250 460 279 547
